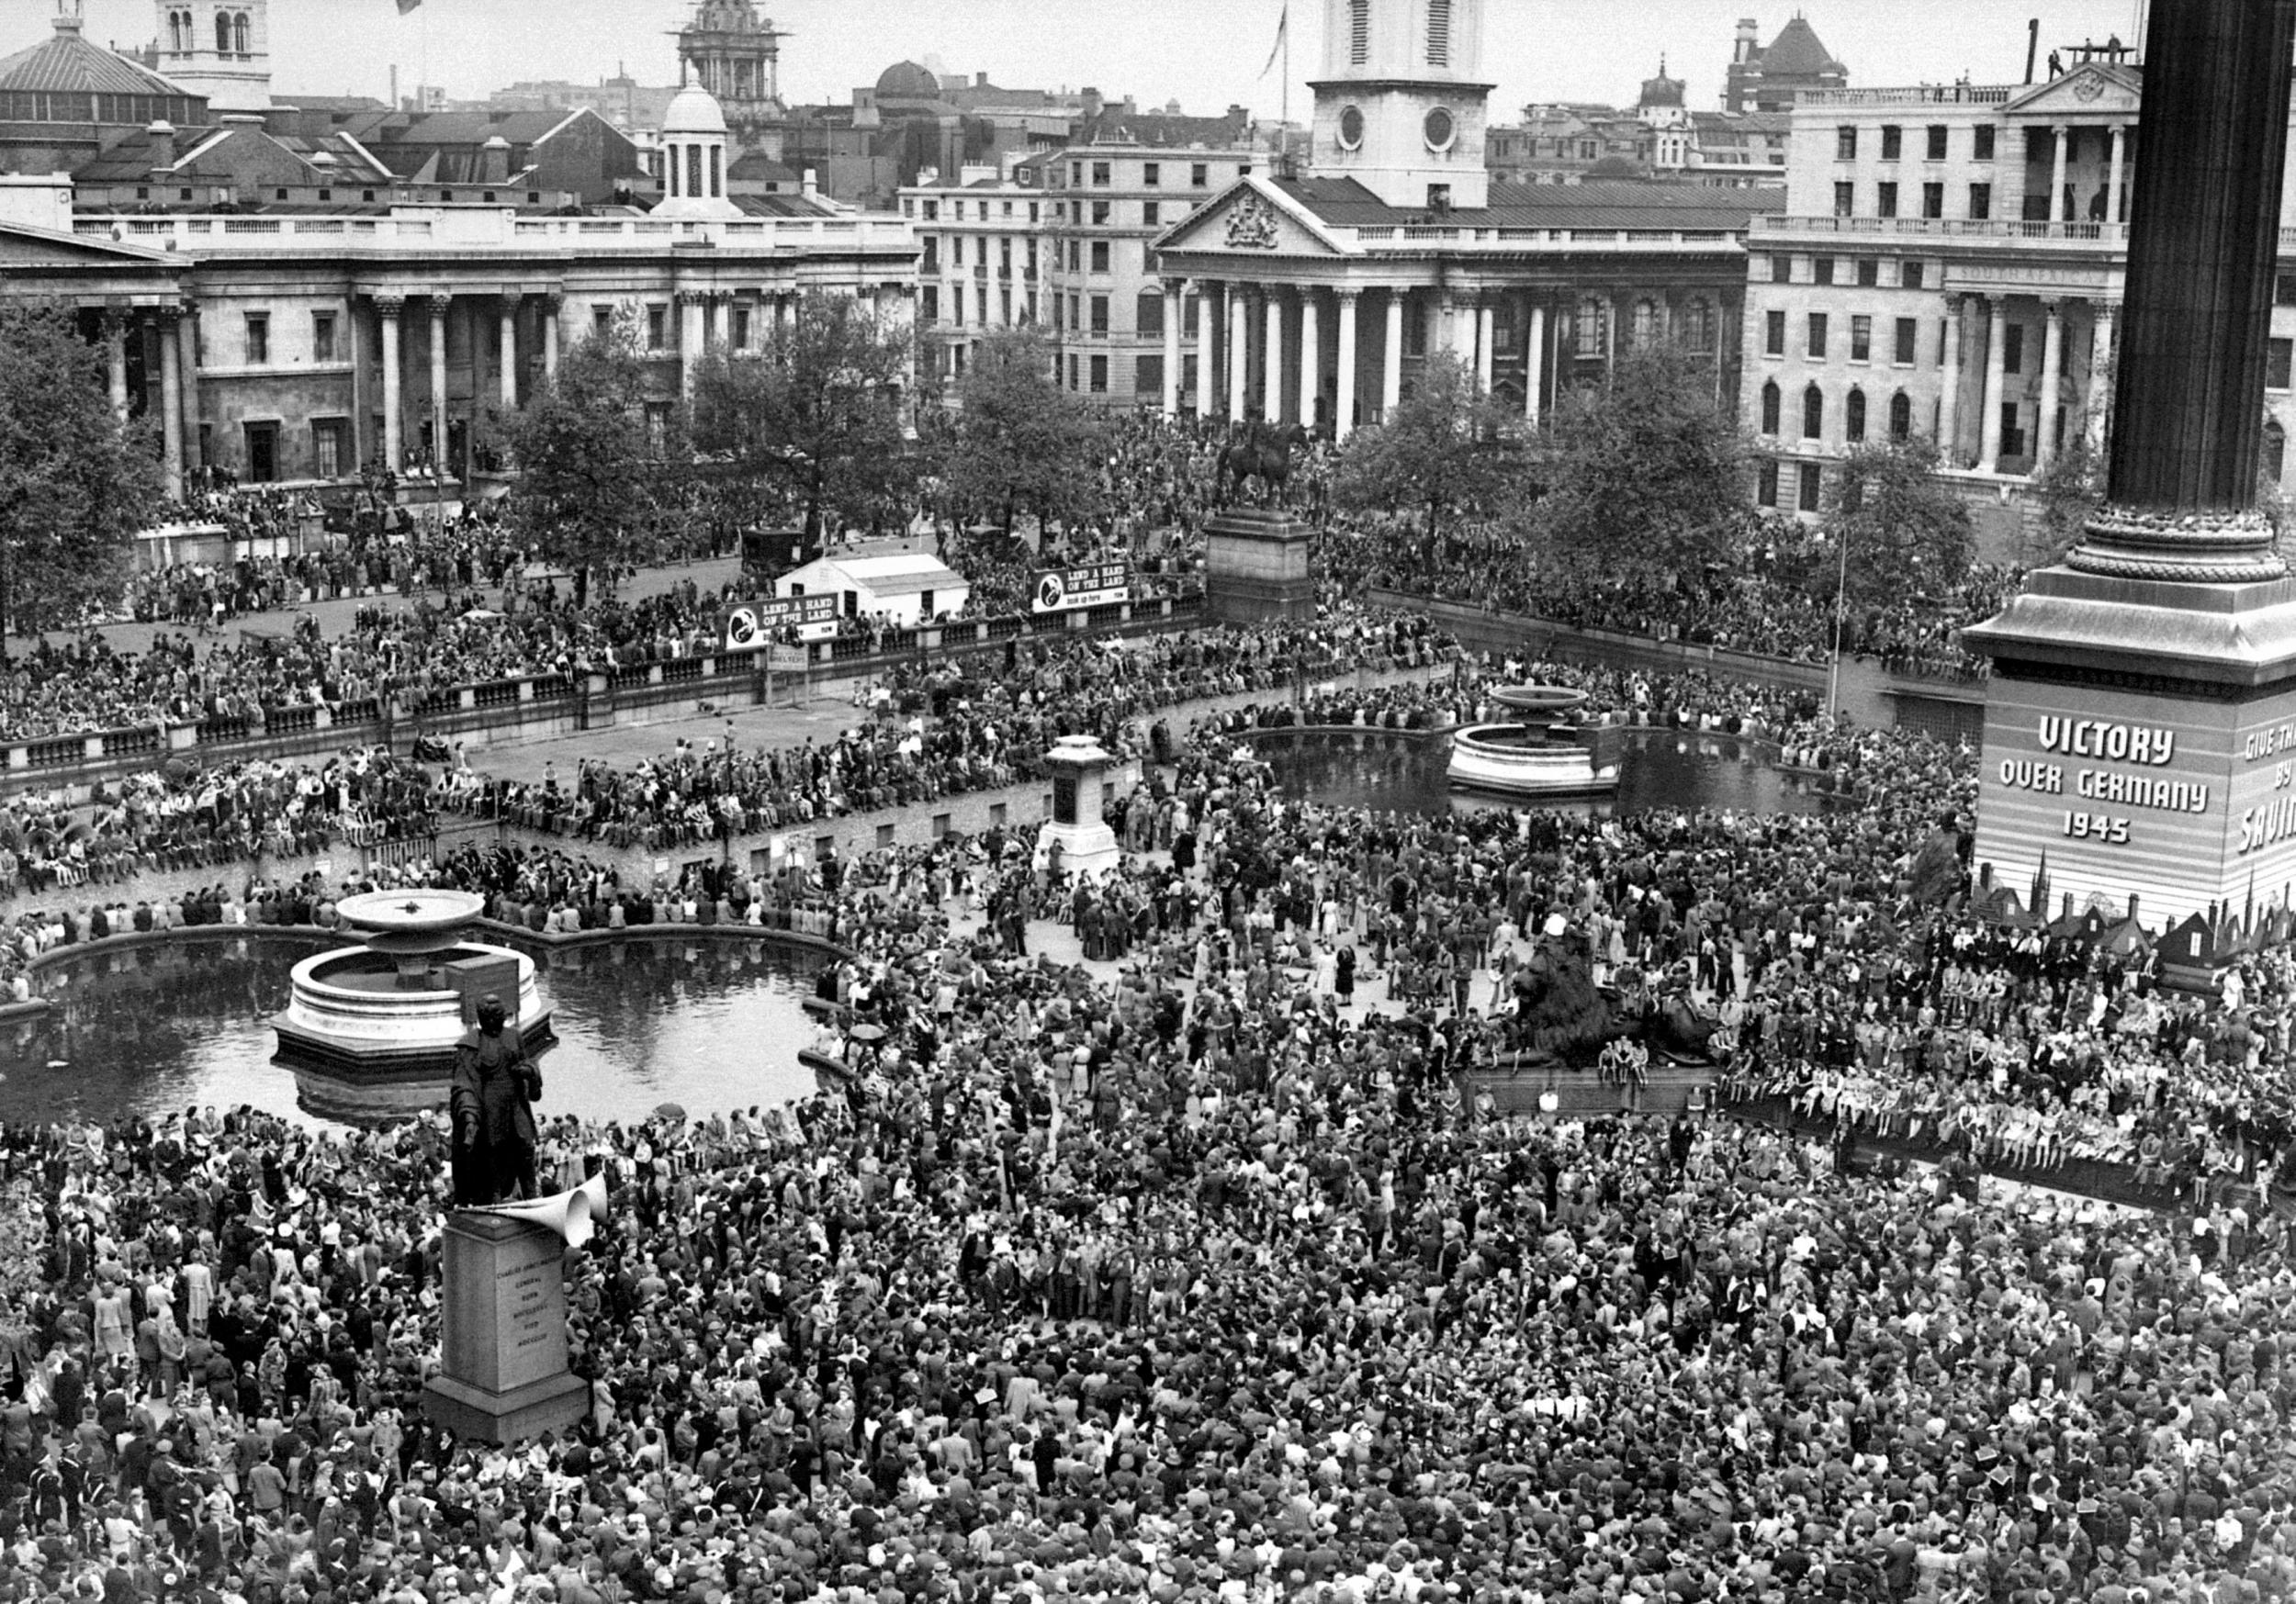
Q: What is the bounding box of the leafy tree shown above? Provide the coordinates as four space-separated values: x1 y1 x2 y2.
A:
688 290 915 562
2026 433 2105 566
1818 436 1975 615
1330 353 1519 550
0 306 164 656
935 329 1108 535
1535 342 1750 578
500 324 666 600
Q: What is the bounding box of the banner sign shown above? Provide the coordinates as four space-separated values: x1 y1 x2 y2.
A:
722 595 838 650
1031 562 1131 614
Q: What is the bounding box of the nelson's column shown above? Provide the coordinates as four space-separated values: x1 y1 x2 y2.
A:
1965 0 2296 929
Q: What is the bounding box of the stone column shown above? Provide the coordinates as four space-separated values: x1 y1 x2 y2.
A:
377 296 403 474
2107 125 2127 225
104 311 129 421
1938 295 1964 466
1262 288 1285 422
1227 285 1248 421
1334 289 1359 439
1298 288 1321 431
2036 299 2067 471
1474 298 1495 393
680 291 707 397
1525 298 1547 423
1602 295 1617 376
711 292 732 351
1195 283 1216 417
541 294 561 381
426 296 449 476
498 294 520 411
1161 280 1183 418
157 309 184 497
175 302 200 482
2049 125 2071 225
1382 290 1404 421
1977 296 2009 475
2086 301 2117 454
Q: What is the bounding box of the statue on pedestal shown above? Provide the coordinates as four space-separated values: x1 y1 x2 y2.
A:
1216 421 1311 509
450 993 541 1206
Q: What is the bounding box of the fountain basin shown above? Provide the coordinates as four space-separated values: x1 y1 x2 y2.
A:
1446 723 1618 799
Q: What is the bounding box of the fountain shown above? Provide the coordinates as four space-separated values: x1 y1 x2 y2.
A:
1446 686 1620 800
272 890 555 1123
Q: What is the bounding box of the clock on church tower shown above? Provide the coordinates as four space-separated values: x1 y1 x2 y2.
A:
1310 0 1491 211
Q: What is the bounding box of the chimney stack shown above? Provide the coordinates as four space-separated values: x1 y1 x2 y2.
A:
1734 18 1758 63
802 167 818 200
146 119 175 173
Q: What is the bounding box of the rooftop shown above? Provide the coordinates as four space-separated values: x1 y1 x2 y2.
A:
0 14 199 100
1277 175 1784 233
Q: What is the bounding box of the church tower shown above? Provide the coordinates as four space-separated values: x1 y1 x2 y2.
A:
153 0 270 112
1310 0 1490 211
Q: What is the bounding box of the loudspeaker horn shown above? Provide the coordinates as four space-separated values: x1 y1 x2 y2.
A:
472 1171 610 1249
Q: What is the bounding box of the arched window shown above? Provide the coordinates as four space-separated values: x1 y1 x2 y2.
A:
1845 387 1866 443
231 12 249 53
1348 0 1370 65
1682 298 1715 354
1631 298 1660 349
1802 384 1824 440
685 143 703 202
2268 420 2289 487
214 10 231 52
1576 297 1604 358
708 144 722 197
1889 390 1913 441
1426 0 1452 67
1760 379 1781 435
1136 289 1165 339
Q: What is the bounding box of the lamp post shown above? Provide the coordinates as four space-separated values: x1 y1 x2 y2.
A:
1826 525 1850 727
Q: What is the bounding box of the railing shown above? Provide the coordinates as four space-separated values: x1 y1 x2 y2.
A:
1348 225 1753 250
77 211 918 255
1800 84 2016 106
1761 215 2127 243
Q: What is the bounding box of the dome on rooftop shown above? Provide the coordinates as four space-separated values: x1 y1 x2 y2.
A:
662 81 728 135
875 61 940 101
1638 59 1685 108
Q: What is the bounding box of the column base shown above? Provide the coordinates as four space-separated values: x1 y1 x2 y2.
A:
422 1370 590 1444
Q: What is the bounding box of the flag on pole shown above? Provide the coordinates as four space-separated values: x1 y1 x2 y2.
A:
1259 4 1289 79
396 0 422 14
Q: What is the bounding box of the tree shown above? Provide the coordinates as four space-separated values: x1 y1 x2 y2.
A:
1535 342 1750 578
935 329 1108 535
2027 433 2105 566
688 290 915 561
1818 436 1975 615
1330 353 1519 549
0 307 164 656
500 323 666 600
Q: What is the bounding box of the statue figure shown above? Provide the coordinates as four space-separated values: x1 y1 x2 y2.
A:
449 993 542 1206
1216 420 1312 508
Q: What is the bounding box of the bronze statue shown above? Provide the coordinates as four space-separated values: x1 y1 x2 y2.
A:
449 993 542 1206
1216 421 1312 508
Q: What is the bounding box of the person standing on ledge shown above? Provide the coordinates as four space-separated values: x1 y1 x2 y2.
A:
449 993 541 1206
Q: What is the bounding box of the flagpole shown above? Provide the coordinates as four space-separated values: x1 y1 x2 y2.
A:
1282 6 1289 130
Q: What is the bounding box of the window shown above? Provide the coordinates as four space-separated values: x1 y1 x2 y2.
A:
1974 124 1997 161
731 306 751 350
1894 318 1918 365
243 313 268 365
1926 123 1949 161
1802 384 1824 439
1142 163 1161 187
1902 261 1925 290
2000 403 2025 460
1426 0 1451 66
2004 323 2024 375
1143 201 1160 227
1136 353 1164 397
921 239 940 273
2270 338 2294 391
1832 181 1854 217
1880 125 1902 161
1090 295 1109 335
311 312 336 365
1921 182 1944 219
1851 316 1872 362
1683 299 1716 354
1798 463 1823 512
1089 354 1109 393
647 305 667 350
1349 0 1370 64
1574 297 1604 358
1771 253 1791 284
1091 162 1111 186
214 10 230 50
1091 201 1110 225
1764 308 1786 357
921 286 939 322
1968 183 1991 220
1090 241 1110 274
1876 182 1897 219
592 305 613 338
1857 258 1880 287
1137 290 1164 338
1067 241 1080 271
1760 380 1781 433
1067 354 1080 390
1889 390 1913 441
1758 459 1781 507
1846 387 1867 443
1191 163 1209 186
2279 274 2296 306
1069 162 1082 186
1631 299 1661 348
1806 313 1828 359
2270 421 2289 485
1836 126 1858 161
312 418 345 479
1814 258 1835 286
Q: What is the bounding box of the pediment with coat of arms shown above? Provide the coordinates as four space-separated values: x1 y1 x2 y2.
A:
2004 63 2140 118
1156 180 1349 261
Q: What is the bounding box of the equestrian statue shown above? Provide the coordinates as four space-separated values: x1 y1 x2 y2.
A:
1215 421 1311 509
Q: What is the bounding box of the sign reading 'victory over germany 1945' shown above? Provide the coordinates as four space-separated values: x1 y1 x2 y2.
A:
1031 563 1131 614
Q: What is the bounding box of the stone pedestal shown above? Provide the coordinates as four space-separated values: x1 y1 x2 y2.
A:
1205 507 1315 623
422 1212 589 1443
1041 735 1120 880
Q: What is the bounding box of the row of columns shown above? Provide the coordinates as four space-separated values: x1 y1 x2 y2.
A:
2043 122 2130 225
374 292 564 478
92 305 199 499
1945 290 2115 476
1159 279 1627 437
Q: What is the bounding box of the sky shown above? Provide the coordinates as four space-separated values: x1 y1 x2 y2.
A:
58 0 2154 117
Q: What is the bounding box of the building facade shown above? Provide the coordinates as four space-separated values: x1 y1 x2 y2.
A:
899 172 1046 391
1149 0 1769 438
1740 53 2296 523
